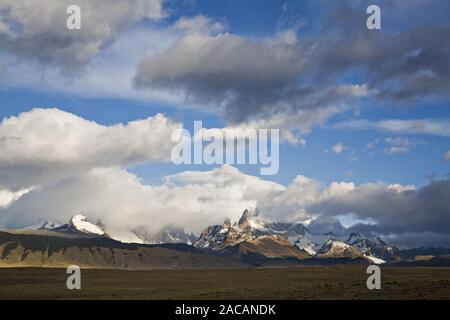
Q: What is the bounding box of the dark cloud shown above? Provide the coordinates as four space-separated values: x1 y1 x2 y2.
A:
134 32 368 133
0 0 165 72
307 215 347 236
310 180 450 237
134 2 450 133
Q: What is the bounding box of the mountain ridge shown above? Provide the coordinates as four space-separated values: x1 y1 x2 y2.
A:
3 209 449 269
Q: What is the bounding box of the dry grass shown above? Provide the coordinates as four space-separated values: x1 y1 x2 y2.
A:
0 266 449 300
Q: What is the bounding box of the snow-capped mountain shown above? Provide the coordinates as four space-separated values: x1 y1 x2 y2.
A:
315 240 387 264
194 208 398 264
45 214 196 245
131 225 197 245
70 214 105 235
344 232 400 262
53 214 105 235
316 240 362 258
17 210 399 265
194 209 311 263
22 219 61 230
194 209 262 252
345 232 385 252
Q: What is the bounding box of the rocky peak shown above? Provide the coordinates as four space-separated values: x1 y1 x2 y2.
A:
238 208 258 226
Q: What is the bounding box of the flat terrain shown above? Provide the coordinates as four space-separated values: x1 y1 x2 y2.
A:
0 266 449 299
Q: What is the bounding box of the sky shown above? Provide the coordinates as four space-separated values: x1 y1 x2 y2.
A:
0 0 449 247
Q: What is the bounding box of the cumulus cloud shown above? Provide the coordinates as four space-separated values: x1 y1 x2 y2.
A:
0 108 182 189
0 0 165 71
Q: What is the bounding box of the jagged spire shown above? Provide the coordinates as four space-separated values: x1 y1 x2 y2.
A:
238 208 258 226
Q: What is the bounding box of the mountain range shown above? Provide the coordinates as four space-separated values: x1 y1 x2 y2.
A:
1 210 449 269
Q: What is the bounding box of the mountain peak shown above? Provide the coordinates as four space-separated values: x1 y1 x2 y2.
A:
69 214 104 235
22 219 61 230
238 208 258 226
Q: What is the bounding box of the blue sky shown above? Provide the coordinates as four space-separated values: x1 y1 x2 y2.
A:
0 0 450 245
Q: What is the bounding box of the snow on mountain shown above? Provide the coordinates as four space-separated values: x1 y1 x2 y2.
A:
365 255 386 264
22 219 61 230
316 240 363 259
345 232 385 253
194 208 397 264
42 214 195 244
131 225 197 245
292 232 348 255
69 214 105 235
19 210 396 265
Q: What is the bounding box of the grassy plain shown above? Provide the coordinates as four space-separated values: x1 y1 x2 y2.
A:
0 266 449 299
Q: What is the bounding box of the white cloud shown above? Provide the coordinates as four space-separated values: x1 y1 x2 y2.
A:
0 108 182 189
385 146 409 154
1 165 284 233
336 119 450 137
0 188 30 209
174 15 227 35
331 143 347 154
363 136 422 155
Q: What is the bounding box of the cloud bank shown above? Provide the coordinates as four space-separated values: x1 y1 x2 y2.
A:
0 109 448 247
0 108 181 190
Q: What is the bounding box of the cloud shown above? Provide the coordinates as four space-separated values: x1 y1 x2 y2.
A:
331 143 347 154
383 137 422 154
0 165 284 234
336 119 450 137
1 155 449 246
307 215 347 236
0 26 181 103
132 3 450 139
316 1 450 101
174 15 227 35
310 180 450 235
0 0 165 71
134 31 369 139
0 188 29 209
0 108 182 189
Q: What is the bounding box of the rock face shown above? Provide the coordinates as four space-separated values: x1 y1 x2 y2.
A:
194 209 311 265
194 209 399 264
